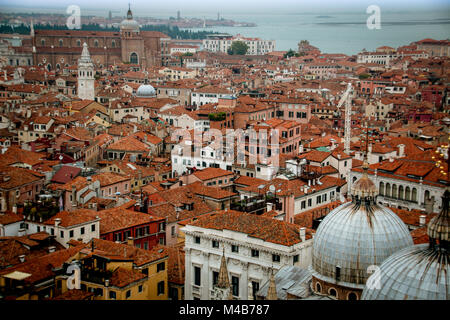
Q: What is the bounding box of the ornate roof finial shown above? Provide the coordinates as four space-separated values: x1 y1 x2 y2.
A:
127 3 133 20
266 269 278 300
217 248 230 289
427 190 450 250
351 121 377 201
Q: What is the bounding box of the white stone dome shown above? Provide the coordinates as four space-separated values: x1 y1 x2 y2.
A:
136 84 156 98
361 244 450 300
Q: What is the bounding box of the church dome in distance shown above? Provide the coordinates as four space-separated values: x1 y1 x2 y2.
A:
120 6 139 30
136 84 156 98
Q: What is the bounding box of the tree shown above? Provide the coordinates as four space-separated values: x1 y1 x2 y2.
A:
359 73 371 80
284 49 299 59
228 41 249 55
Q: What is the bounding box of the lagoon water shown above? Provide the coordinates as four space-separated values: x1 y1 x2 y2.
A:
180 10 450 55
1 5 449 55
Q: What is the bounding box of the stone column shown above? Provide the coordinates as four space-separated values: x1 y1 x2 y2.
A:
202 251 210 299
184 248 192 299
241 261 249 300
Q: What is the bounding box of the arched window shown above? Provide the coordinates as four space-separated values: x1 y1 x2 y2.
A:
59 39 63 47
379 182 384 196
392 184 398 199
41 39 45 46
348 292 357 300
47 64 51 71
353 176 357 183
130 52 138 64
56 63 60 70
111 40 116 48
385 183 391 198
77 40 81 47
405 187 411 201
425 190 430 200
412 188 417 203
329 288 337 298
94 40 99 48
315 282 321 293
398 186 404 199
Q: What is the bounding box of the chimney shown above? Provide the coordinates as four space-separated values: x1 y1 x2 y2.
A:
127 237 134 246
48 246 56 253
368 143 372 154
419 215 426 227
398 144 405 158
71 185 77 207
105 279 109 287
55 218 61 227
18 228 26 236
299 227 306 242
19 255 26 263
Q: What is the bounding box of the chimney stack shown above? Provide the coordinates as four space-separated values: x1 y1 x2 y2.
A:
19 255 26 263
71 185 77 207
419 215 426 227
299 227 306 242
48 246 56 253
127 237 134 246
55 218 61 227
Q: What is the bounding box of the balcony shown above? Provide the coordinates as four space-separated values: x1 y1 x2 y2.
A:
80 267 112 285
230 195 281 214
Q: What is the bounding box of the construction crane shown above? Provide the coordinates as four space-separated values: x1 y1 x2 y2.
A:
335 83 353 155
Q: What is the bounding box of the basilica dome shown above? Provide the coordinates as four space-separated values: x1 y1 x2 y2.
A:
361 191 450 300
311 160 413 299
136 84 156 98
120 7 139 30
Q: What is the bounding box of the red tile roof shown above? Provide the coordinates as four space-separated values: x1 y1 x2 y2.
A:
188 210 310 246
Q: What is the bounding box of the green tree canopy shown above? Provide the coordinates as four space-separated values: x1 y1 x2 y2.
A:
284 49 299 58
228 41 249 55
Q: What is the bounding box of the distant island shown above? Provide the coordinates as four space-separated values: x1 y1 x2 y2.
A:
0 23 222 40
316 15 334 18
0 11 257 30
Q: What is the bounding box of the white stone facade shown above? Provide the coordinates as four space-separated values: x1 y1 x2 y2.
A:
183 224 313 300
77 43 95 101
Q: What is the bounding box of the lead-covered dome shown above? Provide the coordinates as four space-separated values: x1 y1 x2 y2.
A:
362 190 450 300
312 202 414 288
361 244 449 300
311 160 413 297
136 84 156 98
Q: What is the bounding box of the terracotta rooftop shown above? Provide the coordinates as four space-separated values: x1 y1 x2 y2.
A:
187 210 311 246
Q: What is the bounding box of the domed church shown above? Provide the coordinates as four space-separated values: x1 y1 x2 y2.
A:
361 190 450 300
310 160 413 300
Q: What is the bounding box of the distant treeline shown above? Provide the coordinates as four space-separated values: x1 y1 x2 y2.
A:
0 23 219 39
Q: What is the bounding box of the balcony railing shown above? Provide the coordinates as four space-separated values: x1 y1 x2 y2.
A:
378 194 418 204
230 195 281 213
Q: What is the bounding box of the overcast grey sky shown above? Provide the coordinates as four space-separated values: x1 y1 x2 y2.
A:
1 0 449 15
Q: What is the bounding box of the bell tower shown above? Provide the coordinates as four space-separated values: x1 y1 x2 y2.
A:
77 43 95 100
